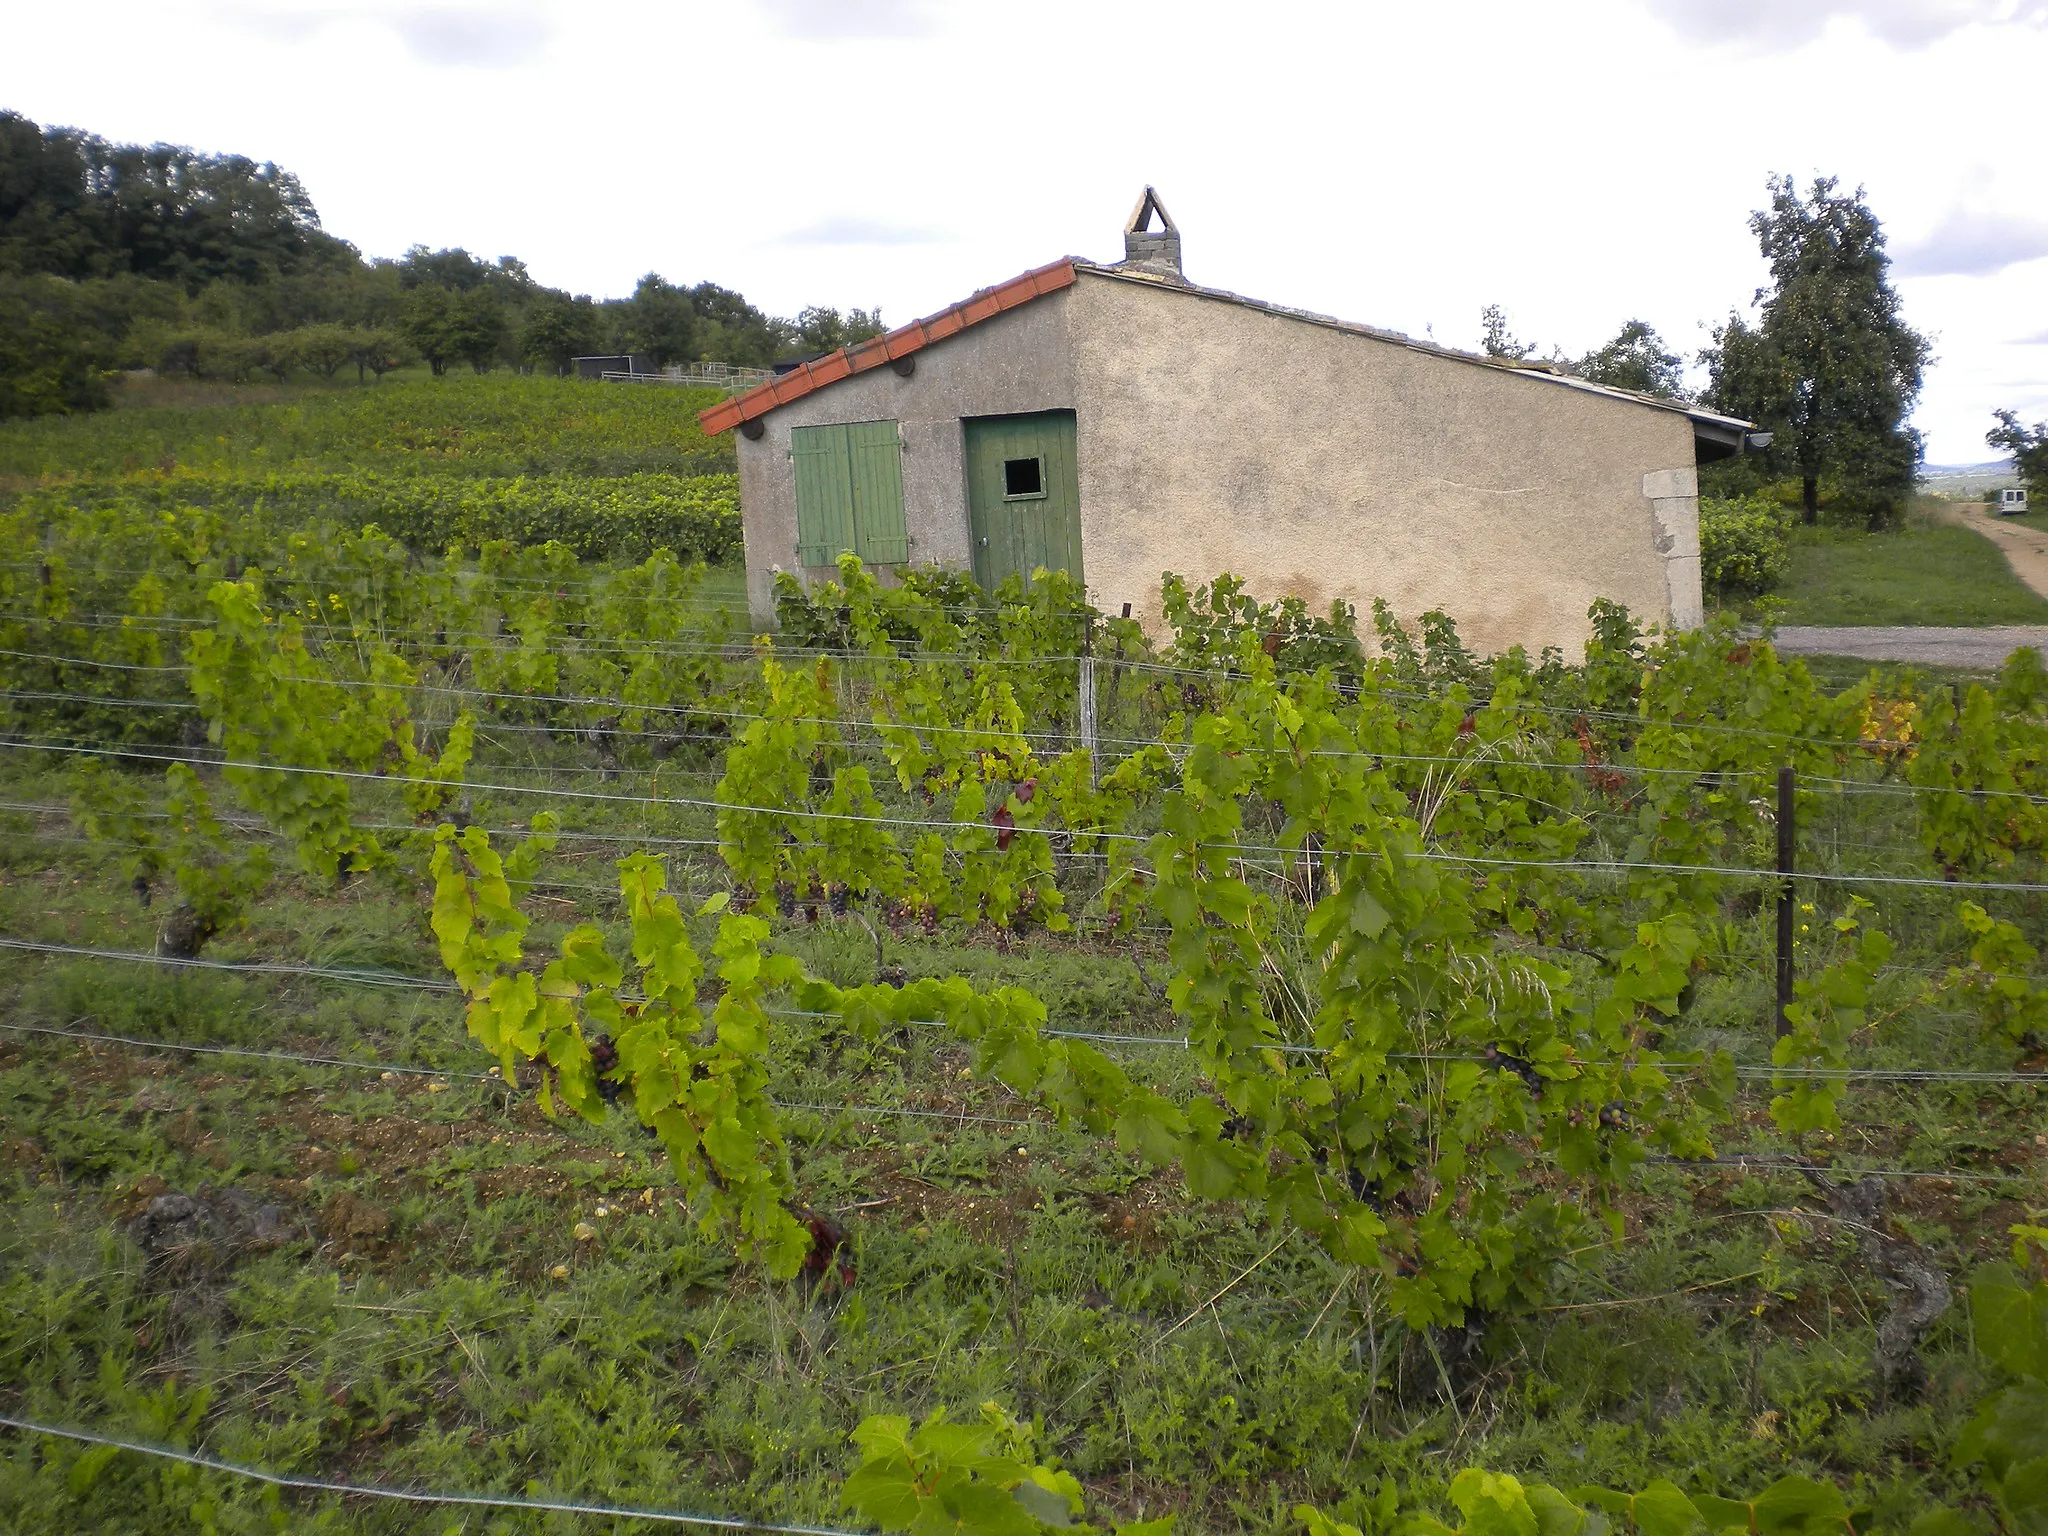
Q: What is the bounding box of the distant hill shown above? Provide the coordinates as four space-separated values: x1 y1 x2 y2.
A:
1921 459 2019 494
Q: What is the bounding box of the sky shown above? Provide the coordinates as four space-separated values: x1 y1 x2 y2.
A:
5 0 2047 464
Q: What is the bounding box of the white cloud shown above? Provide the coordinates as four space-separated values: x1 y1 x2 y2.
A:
1639 0 2047 47
779 216 946 247
1896 212 2048 276
755 0 940 38
383 6 553 66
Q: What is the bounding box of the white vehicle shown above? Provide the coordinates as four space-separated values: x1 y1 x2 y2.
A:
1996 486 2030 516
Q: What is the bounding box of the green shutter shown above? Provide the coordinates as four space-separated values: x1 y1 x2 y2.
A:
792 420 907 568
792 424 856 567
846 420 909 565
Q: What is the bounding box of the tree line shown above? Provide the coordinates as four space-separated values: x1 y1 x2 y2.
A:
0 109 883 418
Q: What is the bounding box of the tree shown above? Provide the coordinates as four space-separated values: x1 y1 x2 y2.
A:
521 292 599 375
1702 175 1931 526
290 322 356 381
1576 319 1684 399
0 274 112 417
687 280 788 367
351 327 411 382
1479 303 1532 360
254 333 293 383
0 111 100 278
794 304 886 353
1988 410 2048 501
614 274 696 366
450 288 507 373
401 285 460 375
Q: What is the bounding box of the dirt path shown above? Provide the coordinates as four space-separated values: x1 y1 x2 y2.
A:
1935 500 2048 598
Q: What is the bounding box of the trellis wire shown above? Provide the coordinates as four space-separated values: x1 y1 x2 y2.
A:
0 1414 864 1535
6 938 2043 1088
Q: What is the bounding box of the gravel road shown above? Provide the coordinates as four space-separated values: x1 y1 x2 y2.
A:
1770 626 2048 668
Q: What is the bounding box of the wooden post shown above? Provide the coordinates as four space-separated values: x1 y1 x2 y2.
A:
1078 616 1098 787
1776 764 1796 1039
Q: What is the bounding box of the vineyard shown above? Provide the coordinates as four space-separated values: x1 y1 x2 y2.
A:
2 381 2047 1535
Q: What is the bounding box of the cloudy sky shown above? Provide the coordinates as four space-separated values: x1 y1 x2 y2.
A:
6 0 2046 462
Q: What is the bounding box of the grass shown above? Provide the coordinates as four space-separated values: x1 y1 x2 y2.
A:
1767 515 2048 627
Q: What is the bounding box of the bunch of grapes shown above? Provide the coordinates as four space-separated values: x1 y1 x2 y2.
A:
586 1031 623 1105
1482 1043 1546 1095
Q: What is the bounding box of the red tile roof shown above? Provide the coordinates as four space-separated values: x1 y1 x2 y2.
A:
697 258 1078 436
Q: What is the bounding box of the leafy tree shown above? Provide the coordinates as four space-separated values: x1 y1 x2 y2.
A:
614 274 697 366
1478 302 1532 360
254 333 294 383
351 327 412 382
1702 175 1931 526
0 273 113 417
520 291 599 374
288 322 356 381
687 280 789 367
451 288 508 373
1576 319 1683 398
1988 409 2048 501
401 286 460 376
398 245 506 293
0 111 100 278
795 304 886 353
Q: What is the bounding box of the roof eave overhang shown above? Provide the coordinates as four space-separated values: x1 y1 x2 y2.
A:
1689 413 1764 464
698 258 1080 436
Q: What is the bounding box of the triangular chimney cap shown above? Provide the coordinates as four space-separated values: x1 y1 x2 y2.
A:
1126 186 1177 237
1120 186 1183 279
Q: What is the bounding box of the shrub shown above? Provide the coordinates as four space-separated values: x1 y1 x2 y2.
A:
1700 492 1790 597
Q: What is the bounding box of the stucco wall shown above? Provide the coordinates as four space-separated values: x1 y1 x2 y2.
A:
734 292 1076 626
1065 273 1701 659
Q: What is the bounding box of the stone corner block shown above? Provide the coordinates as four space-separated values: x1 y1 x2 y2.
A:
1642 467 1699 501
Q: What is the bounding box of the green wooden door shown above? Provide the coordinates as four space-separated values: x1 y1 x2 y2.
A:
792 420 908 568
964 411 1081 591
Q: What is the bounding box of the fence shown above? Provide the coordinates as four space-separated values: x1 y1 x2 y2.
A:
599 362 774 392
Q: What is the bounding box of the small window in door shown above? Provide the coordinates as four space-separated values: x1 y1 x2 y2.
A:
1003 456 1046 500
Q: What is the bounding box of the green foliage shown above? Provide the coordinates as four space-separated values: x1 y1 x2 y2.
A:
0 371 735 481
1769 899 1892 1137
68 761 272 956
1908 650 2048 876
1162 572 1365 678
0 109 349 290
430 828 812 1275
1954 1264 2048 1535
1702 175 1930 526
841 1404 1092 1536
1988 410 2048 503
1575 319 1685 400
0 274 115 418
1304 1466 1867 1535
1949 901 2048 1052
1700 494 1791 598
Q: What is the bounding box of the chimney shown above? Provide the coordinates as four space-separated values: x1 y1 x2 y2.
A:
1121 187 1182 280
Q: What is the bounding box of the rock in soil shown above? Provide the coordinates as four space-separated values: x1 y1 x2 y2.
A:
128 1186 292 1276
